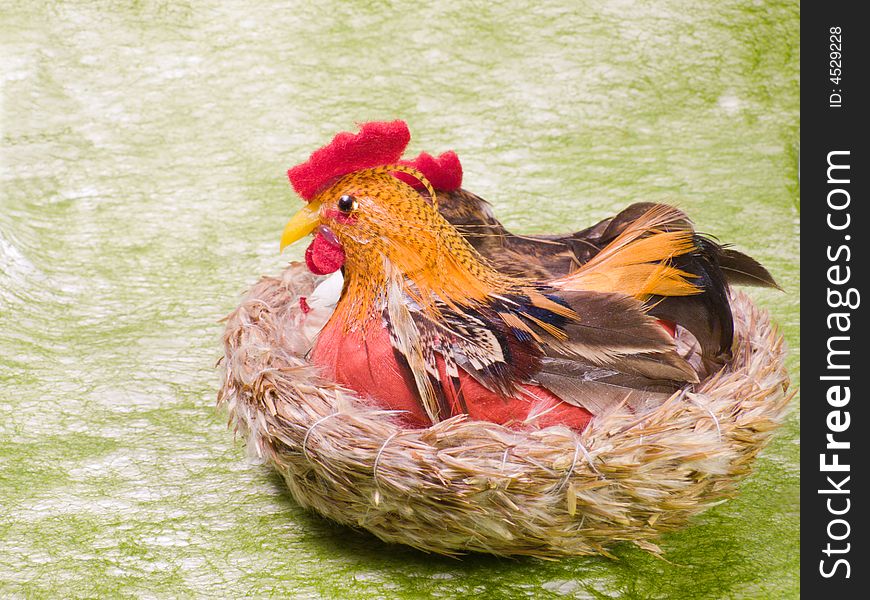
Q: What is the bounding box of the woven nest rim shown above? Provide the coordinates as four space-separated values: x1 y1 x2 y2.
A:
218 263 791 558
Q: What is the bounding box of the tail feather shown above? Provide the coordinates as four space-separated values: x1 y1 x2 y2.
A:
719 248 781 289
551 204 737 362
551 205 703 299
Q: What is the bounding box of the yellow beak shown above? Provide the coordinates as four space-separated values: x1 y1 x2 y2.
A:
280 200 322 252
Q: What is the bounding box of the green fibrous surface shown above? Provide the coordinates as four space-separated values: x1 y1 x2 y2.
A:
1 1 798 598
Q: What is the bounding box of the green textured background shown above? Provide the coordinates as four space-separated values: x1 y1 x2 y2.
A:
1 1 799 598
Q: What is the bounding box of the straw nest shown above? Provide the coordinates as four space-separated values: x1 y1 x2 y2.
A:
217 262 791 558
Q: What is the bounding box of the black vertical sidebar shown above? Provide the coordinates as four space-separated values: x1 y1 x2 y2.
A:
802 3 868 596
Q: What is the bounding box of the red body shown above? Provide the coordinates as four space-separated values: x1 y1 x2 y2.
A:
312 318 593 430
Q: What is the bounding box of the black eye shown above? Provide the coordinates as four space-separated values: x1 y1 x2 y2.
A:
337 194 357 213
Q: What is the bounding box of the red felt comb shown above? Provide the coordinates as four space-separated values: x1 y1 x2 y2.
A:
288 120 463 200
396 151 463 192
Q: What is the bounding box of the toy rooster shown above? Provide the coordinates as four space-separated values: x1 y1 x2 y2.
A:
279 121 776 430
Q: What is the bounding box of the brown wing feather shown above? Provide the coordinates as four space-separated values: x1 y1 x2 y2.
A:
540 289 699 383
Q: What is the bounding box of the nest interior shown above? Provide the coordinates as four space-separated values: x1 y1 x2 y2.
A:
217 262 791 558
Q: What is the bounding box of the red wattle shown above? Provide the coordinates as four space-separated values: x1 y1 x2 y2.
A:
304 232 345 275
